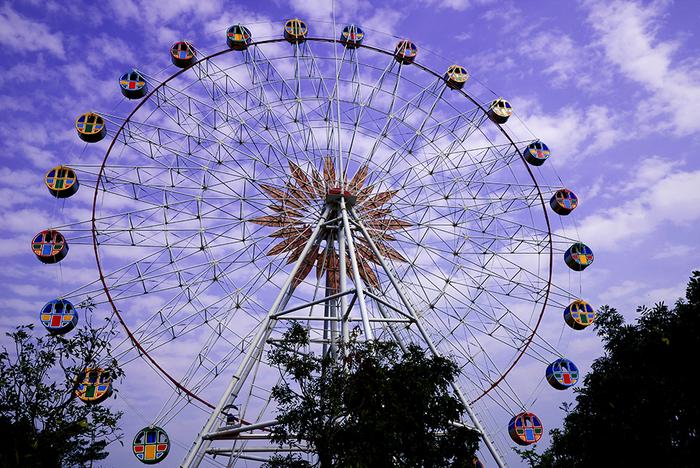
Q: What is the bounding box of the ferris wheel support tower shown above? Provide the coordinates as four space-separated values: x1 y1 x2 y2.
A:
181 193 506 467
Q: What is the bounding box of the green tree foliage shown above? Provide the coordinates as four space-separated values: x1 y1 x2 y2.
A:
518 271 700 467
264 324 480 467
0 311 124 468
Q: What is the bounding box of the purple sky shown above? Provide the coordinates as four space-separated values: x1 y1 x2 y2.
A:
2 0 700 466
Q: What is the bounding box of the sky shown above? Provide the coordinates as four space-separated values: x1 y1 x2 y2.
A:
1 0 700 466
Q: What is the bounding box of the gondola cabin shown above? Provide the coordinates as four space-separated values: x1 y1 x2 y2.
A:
31 230 68 264
444 65 469 89
565 242 594 271
40 299 78 334
340 24 365 48
508 412 543 445
133 426 170 464
472 457 484 468
119 69 148 99
550 188 578 215
75 368 112 404
394 40 417 64
45 165 79 198
284 18 308 44
487 98 513 124
226 24 252 50
564 299 597 330
75 112 106 143
170 41 196 68
523 141 550 166
546 358 579 390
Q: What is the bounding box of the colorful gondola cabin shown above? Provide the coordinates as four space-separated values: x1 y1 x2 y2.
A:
444 65 469 90
133 426 170 464
523 141 550 166
120 69 148 99
394 39 417 64
75 112 106 143
45 165 79 198
75 368 113 404
508 412 543 445
40 299 78 334
31 230 68 264
226 24 252 50
550 188 578 215
546 358 579 390
564 299 597 330
340 24 364 48
284 18 308 44
564 242 594 271
487 98 513 124
170 41 196 68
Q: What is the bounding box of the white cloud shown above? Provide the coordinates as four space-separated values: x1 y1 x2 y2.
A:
570 159 700 251
0 5 64 56
509 100 622 163
585 0 700 135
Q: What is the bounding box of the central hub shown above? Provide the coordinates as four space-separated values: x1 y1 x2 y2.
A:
248 156 410 290
325 187 357 207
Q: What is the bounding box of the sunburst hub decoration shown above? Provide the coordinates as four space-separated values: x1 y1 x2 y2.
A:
250 156 410 291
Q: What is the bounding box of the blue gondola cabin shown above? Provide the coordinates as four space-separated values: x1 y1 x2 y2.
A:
524 141 551 166
340 24 364 48
120 69 148 99
226 24 252 50
75 112 106 143
284 18 308 44
75 368 112 404
45 165 79 198
133 426 170 464
509 412 543 445
564 299 597 330
32 230 68 264
565 242 594 271
550 188 578 215
170 41 196 68
444 65 469 90
40 299 78 334
487 98 513 124
546 358 579 390
394 40 417 64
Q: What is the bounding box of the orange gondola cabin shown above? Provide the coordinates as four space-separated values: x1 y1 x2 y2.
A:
509 412 543 445
170 41 196 68
32 229 68 264
394 39 417 64
550 188 578 215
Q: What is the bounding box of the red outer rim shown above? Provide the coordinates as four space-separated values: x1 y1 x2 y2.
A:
91 36 553 409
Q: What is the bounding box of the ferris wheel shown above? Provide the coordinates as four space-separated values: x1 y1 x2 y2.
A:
33 17 598 467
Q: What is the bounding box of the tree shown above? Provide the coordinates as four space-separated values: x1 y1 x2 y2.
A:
0 309 124 468
518 271 700 467
264 323 480 467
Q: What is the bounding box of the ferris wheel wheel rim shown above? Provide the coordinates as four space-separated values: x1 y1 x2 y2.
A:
88 35 554 408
